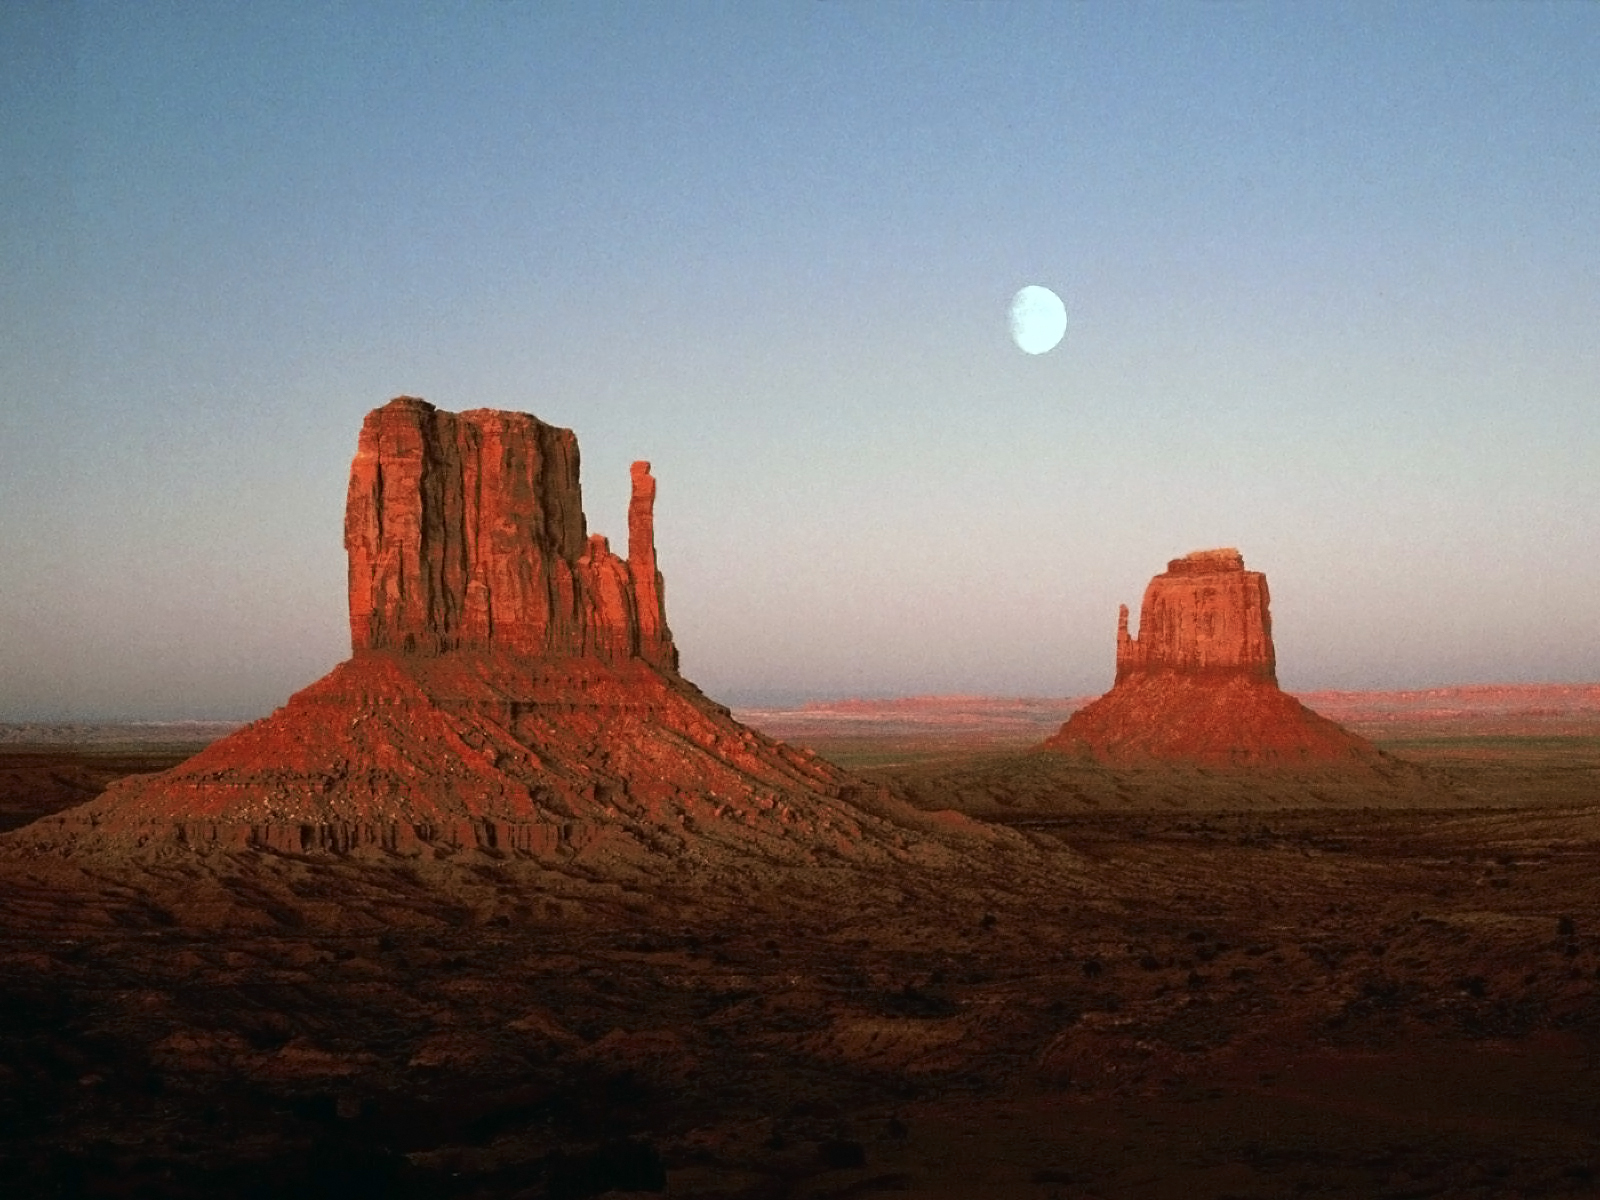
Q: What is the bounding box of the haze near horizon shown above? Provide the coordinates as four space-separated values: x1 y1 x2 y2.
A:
2 2 1597 720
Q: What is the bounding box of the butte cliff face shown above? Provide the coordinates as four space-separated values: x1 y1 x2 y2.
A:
345 398 676 670
1046 549 1376 766
35 398 955 860
1114 548 1274 683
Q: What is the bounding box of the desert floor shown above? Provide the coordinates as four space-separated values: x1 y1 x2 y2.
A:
1 703 1598 1198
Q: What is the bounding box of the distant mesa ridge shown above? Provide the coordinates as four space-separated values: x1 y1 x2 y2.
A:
27 397 945 859
1047 548 1377 766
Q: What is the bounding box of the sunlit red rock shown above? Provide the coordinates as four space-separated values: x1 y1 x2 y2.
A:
1114 547 1274 682
38 398 958 858
1046 548 1376 766
344 397 672 663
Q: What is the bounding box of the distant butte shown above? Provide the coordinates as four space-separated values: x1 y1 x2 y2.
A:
1044 548 1377 766
37 397 953 859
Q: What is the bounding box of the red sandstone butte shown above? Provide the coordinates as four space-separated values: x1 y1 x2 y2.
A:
344 398 676 670
36 397 948 859
1044 548 1376 766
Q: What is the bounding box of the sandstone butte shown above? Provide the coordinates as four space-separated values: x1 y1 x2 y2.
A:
32 398 967 861
1043 548 1378 766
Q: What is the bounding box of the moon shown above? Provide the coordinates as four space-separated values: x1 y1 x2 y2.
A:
1009 285 1067 355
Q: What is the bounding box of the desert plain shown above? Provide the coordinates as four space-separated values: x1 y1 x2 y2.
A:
3 694 1599 1199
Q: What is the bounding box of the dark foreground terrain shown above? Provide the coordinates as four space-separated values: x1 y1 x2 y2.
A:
2 730 1599 1198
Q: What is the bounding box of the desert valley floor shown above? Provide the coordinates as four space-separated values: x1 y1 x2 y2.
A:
2 687 1599 1199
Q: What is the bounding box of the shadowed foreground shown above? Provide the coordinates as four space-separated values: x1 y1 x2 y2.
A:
2 739 1598 1198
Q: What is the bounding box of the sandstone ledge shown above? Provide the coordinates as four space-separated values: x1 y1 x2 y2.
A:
19 815 593 856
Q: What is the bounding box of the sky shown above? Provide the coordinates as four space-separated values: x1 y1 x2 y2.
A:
2 2 1597 719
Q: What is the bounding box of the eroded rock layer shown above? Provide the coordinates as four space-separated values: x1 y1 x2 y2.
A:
1047 549 1376 766
39 650 918 860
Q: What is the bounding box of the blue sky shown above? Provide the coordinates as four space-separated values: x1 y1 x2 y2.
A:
3 2 1597 718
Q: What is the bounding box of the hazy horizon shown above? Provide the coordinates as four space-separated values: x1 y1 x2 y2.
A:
4 3 1597 720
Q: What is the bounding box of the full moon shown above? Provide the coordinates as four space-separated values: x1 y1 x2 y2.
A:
1009 285 1067 355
